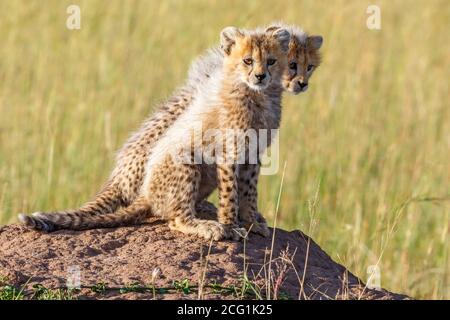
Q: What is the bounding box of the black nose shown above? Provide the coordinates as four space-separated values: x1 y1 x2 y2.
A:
255 73 266 81
298 82 308 89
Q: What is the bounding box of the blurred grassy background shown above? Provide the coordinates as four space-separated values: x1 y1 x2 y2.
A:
0 0 448 299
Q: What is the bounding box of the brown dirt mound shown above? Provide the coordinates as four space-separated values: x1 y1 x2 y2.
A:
0 221 410 300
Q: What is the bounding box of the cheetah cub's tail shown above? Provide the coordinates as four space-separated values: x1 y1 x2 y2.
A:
18 196 151 231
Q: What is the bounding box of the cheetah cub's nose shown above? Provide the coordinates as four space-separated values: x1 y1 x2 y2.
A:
255 73 266 81
298 82 308 90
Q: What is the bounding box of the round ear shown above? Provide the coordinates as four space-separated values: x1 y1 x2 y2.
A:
308 35 323 50
265 25 281 33
220 26 243 55
271 28 291 52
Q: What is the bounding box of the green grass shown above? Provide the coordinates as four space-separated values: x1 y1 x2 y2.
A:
0 0 448 299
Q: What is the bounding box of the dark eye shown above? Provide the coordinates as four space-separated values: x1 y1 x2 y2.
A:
289 62 297 70
307 64 314 72
267 58 276 66
243 58 253 65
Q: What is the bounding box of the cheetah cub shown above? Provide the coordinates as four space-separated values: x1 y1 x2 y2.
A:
19 26 291 241
141 26 291 240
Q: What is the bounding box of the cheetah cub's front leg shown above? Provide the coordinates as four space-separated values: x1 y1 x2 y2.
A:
149 160 229 241
216 163 247 240
238 164 270 237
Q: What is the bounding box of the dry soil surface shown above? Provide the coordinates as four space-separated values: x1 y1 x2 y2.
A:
0 221 410 300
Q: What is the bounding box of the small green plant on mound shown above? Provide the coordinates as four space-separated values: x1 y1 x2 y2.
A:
119 281 146 294
173 279 192 294
0 276 27 300
31 284 76 300
0 284 25 300
1 277 76 300
91 281 107 294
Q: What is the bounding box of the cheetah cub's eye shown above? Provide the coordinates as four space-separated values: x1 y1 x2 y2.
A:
267 58 276 66
243 58 253 65
289 62 297 70
307 64 315 72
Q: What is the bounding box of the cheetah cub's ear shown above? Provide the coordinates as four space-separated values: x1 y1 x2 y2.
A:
267 27 291 52
220 26 244 55
307 35 323 50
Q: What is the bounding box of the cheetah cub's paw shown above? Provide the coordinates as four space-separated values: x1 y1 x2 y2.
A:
250 221 270 237
168 219 227 241
240 218 270 237
197 220 228 241
223 224 248 241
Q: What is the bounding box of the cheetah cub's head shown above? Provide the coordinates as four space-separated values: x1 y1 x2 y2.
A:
270 25 323 95
220 26 290 91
